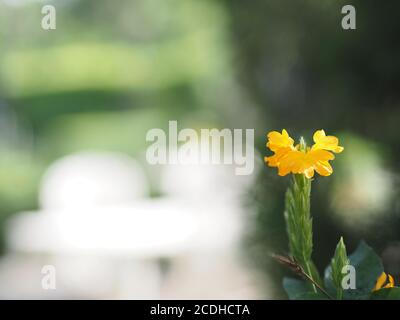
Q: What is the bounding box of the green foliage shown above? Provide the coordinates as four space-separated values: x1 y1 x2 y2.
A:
284 240 393 300
284 158 326 292
280 144 393 300
283 277 327 300
325 241 383 300
330 237 349 299
284 174 313 273
343 241 384 299
283 277 311 300
370 288 400 300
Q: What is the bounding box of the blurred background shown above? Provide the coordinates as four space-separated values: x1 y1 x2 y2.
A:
0 0 399 299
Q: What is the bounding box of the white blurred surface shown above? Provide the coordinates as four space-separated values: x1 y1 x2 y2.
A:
2 151 265 299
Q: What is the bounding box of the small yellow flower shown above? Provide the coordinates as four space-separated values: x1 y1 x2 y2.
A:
266 129 295 152
312 130 344 153
264 129 343 178
373 272 395 292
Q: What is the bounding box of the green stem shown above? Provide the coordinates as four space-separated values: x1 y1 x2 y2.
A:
301 267 334 300
284 137 322 292
304 261 317 293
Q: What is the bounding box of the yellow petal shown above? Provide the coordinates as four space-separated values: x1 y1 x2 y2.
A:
266 129 295 152
304 167 315 179
265 147 293 168
307 149 335 162
278 166 291 176
389 274 395 286
312 129 344 154
265 155 277 167
279 150 305 175
313 129 326 142
373 272 387 291
333 145 344 153
264 156 274 166
385 274 395 288
314 161 333 176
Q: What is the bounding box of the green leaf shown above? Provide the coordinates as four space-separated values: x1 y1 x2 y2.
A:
370 288 400 300
283 277 329 300
283 277 313 300
324 265 337 298
330 237 350 299
308 260 323 287
325 241 383 300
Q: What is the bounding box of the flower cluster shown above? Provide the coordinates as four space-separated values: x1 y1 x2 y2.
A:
264 129 344 178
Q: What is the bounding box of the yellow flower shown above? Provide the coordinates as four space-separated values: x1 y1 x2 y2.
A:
266 129 295 152
312 130 344 153
373 272 395 292
264 129 344 178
